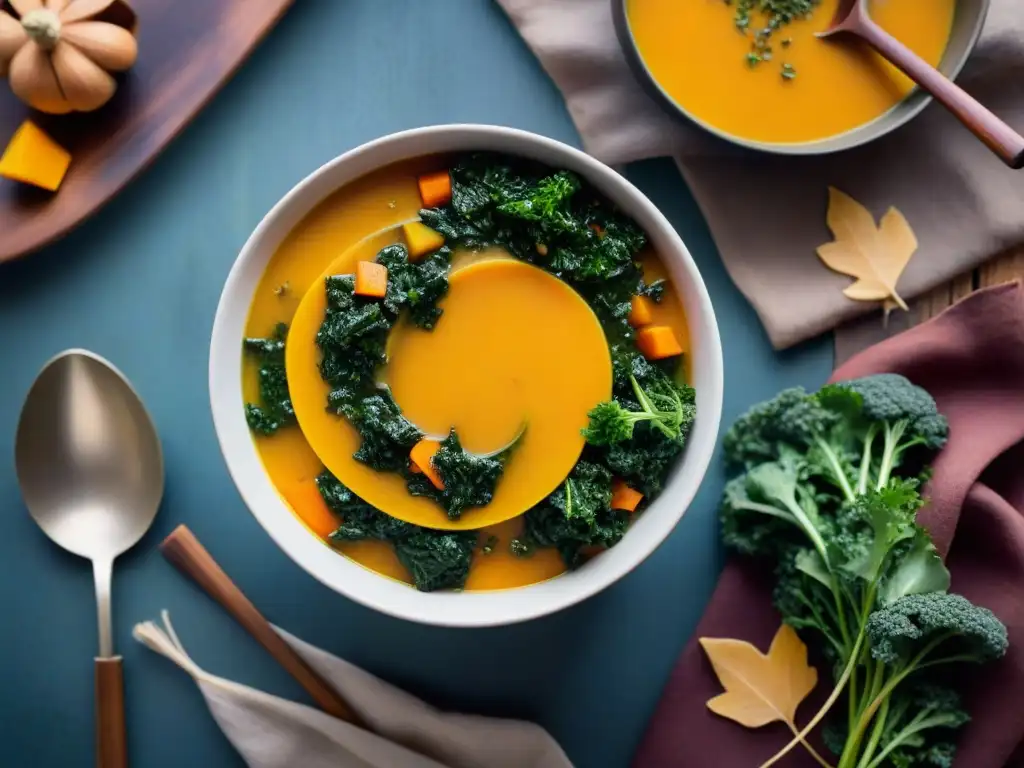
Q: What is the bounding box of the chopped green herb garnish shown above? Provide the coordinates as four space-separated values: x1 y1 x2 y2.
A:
481 535 499 554
509 538 534 558
781 62 797 80
728 0 821 67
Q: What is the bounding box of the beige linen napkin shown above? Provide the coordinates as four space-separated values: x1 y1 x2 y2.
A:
133 613 572 768
497 0 1024 349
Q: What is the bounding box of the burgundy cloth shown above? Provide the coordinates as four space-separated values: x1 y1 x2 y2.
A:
633 283 1024 768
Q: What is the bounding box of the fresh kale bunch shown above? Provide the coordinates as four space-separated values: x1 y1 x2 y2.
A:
317 471 475 592
243 323 295 436
722 374 1007 768
406 428 520 520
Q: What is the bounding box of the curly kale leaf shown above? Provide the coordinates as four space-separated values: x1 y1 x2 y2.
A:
421 153 647 288
375 243 451 329
317 471 474 592
412 429 516 520
547 460 613 524
341 390 423 473
394 531 477 593
317 275 390 408
583 373 696 447
243 323 295 435
866 592 1008 666
584 367 695 497
522 461 623 568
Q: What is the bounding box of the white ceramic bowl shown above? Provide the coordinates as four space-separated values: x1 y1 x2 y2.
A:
210 125 724 627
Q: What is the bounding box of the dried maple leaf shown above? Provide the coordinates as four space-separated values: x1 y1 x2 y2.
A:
816 187 918 312
701 624 831 767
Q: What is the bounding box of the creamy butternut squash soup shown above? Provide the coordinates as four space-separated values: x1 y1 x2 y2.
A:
243 155 694 591
626 0 956 144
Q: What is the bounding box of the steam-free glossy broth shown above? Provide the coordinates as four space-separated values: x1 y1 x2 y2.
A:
626 0 956 144
243 159 691 590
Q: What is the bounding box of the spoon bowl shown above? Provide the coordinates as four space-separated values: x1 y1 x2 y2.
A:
16 349 164 768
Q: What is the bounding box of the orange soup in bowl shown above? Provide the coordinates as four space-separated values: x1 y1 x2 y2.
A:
242 154 695 593
625 0 956 144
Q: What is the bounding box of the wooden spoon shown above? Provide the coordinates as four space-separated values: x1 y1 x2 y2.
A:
160 525 366 728
821 0 1024 168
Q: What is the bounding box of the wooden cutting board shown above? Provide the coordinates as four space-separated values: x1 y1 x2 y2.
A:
0 0 294 263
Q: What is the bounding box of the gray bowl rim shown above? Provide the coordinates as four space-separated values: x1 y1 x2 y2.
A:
612 0 990 156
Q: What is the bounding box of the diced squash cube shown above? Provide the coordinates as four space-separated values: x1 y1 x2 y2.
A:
635 325 683 360
355 260 388 298
418 171 452 208
403 221 445 261
629 295 656 328
410 439 445 490
0 121 71 192
282 482 339 539
610 480 644 513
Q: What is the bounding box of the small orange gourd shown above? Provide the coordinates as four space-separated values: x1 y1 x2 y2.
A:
0 0 139 114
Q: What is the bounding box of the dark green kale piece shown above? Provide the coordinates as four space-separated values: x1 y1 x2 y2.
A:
243 323 295 435
317 471 474 592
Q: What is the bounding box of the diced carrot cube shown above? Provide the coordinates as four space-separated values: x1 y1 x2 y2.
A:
629 295 656 328
355 261 388 298
402 221 445 261
281 482 339 539
417 171 452 208
410 439 445 490
635 325 683 360
610 480 644 513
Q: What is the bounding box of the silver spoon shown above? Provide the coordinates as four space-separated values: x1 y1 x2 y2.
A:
15 349 164 768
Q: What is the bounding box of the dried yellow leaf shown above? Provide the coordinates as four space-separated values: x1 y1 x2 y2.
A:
816 187 918 312
701 624 832 767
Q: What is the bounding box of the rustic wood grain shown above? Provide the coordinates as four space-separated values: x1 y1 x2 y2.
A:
834 247 1024 367
94 657 127 768
0 0 294 263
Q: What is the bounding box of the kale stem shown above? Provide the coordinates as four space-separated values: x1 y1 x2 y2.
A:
847 663 858 740
863 710 949 768
759 629 866 768
854 697 889 768
856 425 876 496
785 721 836 768
875 421 907 490
814 437 857 502
843 632 949 761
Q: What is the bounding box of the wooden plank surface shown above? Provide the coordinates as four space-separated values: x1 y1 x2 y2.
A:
0 0 294 263
835 246 1024 366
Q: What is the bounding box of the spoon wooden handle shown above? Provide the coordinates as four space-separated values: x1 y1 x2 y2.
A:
854 14 1024 168
96 656 127 768
160 525 365 727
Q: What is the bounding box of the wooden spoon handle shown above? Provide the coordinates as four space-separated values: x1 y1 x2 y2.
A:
160 525 365 727
96 656 127 768
856 15 1024 168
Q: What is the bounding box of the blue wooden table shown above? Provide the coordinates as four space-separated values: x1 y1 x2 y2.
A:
0 3 832 766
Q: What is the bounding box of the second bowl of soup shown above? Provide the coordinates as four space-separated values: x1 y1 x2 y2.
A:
614 0 988 154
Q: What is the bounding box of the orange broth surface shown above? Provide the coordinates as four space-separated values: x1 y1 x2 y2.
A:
243 159 692 590
626 0 956 144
